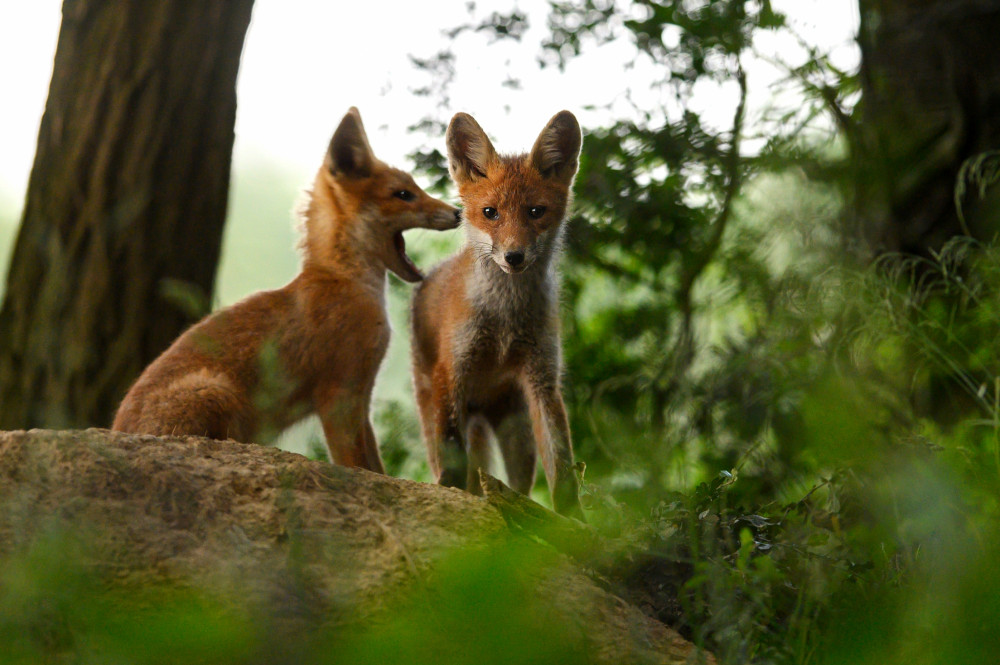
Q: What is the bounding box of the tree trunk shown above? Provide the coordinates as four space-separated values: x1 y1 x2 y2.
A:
0 1 255 429
853 0 1000 256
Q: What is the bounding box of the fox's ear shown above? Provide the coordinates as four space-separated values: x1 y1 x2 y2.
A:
530 110 582 185
446 113 498 186
327 107 375 178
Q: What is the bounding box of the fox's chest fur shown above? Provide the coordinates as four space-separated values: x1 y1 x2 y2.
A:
450 256 561 394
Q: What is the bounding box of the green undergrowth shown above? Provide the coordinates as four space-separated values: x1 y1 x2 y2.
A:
562 237 1000 664
0 521 607 665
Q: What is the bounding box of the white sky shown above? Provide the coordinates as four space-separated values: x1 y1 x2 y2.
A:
0 0 859 217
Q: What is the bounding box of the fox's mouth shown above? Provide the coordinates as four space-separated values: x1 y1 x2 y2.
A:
390 230 424 283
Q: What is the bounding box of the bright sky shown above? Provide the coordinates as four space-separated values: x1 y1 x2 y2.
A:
0 0 859 221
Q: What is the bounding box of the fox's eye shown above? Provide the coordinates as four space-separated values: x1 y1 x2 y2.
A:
528 206 546 219
393 190 415 201
483 207 499 220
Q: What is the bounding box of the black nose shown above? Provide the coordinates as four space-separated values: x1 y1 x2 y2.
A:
454 209 462 223
505 251 525 267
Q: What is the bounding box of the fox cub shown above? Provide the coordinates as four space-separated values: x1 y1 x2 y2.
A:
114 107 459 472
410 110 584 517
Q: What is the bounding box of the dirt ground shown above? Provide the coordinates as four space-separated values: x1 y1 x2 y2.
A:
0 428 712 664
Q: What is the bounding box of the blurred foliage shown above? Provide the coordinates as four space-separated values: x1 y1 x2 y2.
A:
0 526 258 665
373 398 431 481
215 154 304 308
0 520 605 665
0 191 18 302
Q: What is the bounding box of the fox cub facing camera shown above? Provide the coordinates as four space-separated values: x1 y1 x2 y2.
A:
411 110 584 517
114 107 459 472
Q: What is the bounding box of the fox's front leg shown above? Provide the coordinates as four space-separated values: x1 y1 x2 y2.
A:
522 362 583 519
359 419 386 474
315 385 383 472
415 365 468 488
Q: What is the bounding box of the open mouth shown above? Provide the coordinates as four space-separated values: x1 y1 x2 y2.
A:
392 230 424 282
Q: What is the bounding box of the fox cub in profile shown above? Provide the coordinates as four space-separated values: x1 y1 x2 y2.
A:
410 110 584 517
114 107 459 472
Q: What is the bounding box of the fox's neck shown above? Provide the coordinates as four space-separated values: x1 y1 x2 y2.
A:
299 184 386 292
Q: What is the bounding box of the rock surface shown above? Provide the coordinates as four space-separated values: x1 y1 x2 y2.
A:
0 429 712 664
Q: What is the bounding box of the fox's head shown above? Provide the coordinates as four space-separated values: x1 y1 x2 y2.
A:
446 110 581 275
307 107 460 282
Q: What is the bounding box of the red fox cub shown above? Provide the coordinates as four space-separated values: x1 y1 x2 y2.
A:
410 110 584 517
114 107 459 472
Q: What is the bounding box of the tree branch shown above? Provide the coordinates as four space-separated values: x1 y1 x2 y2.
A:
479 470 607 562
655 61 748 403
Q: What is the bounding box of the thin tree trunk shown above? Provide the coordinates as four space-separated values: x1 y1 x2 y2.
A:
0 1 255 428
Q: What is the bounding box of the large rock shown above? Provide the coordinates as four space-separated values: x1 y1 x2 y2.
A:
0 429 712 664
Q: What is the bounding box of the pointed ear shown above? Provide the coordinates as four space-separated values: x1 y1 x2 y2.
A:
327 107 375 178
446 113 499 186
530 110 582 185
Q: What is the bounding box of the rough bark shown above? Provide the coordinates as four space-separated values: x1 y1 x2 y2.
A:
0 1 254 429
0 429 713 664
853 0 1000 256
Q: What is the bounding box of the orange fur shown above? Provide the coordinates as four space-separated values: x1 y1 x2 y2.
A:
114 108 459 472
411 111 584 517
